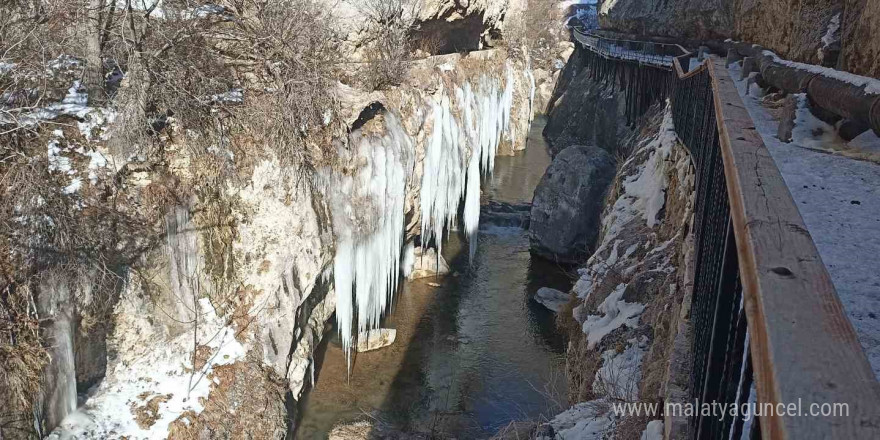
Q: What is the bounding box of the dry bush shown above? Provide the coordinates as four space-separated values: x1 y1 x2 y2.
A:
0 282 47 434
357 0 422 90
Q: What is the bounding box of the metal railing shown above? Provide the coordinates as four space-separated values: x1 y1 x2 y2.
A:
574 32 880 440
572 28 685 69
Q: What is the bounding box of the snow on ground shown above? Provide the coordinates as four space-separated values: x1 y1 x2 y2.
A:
539 337 653 439
48 298 246 439
594 336 647 401
729 62 880 378
582 283 645 349
3 59 116 191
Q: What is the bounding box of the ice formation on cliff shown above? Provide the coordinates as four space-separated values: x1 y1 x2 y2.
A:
422 63 515 260
325 113 413 364
328 63 526 363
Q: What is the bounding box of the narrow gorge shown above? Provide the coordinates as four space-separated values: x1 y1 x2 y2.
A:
3 1 880 440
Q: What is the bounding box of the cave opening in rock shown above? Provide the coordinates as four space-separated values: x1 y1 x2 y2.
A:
410 13 487 55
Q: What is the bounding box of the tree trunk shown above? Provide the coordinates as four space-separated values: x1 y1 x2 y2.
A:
83 0 106 104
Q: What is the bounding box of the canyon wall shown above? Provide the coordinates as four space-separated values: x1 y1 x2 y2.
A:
539 103 695 440
598 0 880 78
27 49 536 439
732 0 880 77
533 40 695 438
597 0 733 41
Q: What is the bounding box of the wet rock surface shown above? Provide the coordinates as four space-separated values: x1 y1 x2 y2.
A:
543 47 630 157
480 201 532 228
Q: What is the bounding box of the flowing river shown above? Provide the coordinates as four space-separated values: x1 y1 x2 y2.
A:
296 117 572 439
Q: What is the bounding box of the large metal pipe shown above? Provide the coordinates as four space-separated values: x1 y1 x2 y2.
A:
731 43 880 136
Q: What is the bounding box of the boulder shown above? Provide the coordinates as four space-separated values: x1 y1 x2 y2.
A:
529 145 616 263
403 244 450 279
534 287 571 313
356 329 397 353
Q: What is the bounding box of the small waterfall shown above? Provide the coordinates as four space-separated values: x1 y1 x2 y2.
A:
37 272 78 432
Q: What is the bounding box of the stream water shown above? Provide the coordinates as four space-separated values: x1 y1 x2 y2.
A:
296 117 572 439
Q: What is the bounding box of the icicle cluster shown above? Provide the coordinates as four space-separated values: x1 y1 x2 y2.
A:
421 63 516 259
327 63 531 365
325 114 414 366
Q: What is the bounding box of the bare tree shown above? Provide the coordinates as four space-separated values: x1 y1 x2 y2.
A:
83 0 107 104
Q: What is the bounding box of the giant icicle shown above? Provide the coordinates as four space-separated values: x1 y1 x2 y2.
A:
327 62 531 364
325 114 413 367
421 63 517 260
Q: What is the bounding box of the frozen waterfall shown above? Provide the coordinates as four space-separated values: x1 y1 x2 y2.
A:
327 63 527 364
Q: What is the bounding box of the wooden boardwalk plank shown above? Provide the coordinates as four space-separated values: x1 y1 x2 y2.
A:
708 57 880 440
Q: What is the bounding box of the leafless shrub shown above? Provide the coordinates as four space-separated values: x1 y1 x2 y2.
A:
357 0 421 90
0 282 46 430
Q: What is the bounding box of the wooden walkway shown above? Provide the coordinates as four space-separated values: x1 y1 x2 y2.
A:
573 30 880 440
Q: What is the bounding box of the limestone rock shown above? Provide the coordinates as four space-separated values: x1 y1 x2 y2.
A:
598 0 733 41
534 287 571 313
356 329 397 353
529 145 616 263
405 246 451 279
544 47 630 156
323 0 525 61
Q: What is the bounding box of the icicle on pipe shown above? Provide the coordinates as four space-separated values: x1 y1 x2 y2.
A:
327 113 413 368
421 63 517 260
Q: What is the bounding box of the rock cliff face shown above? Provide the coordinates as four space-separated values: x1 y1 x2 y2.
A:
330 0 526 59
598 0 880 78
733 0 841 67
597 0 733 41
543 45 631 157
732 0 880 76
34 48 535 439
541 104 696 439
839 0 880 77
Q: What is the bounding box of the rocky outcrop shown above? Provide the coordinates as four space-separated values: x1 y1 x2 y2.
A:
839 0 880 77
329 0 526 60
355 329 397 352
733 0 840 68
528 145 616 264
541 105 696 438
543 46 631 157
598 0 733 41
534 287 571 313
23 43 535 438
533 42 576 115
404 245 451 280
612 0 880 78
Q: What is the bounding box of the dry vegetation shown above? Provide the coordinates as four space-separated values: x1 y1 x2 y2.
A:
0 0 351 435
0 0 548 436
356 0 422 90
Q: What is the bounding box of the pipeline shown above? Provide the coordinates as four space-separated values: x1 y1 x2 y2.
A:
730 42 880 136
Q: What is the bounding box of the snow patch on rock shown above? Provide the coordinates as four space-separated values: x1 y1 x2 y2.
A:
48 298 245 439
581 283 645 349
